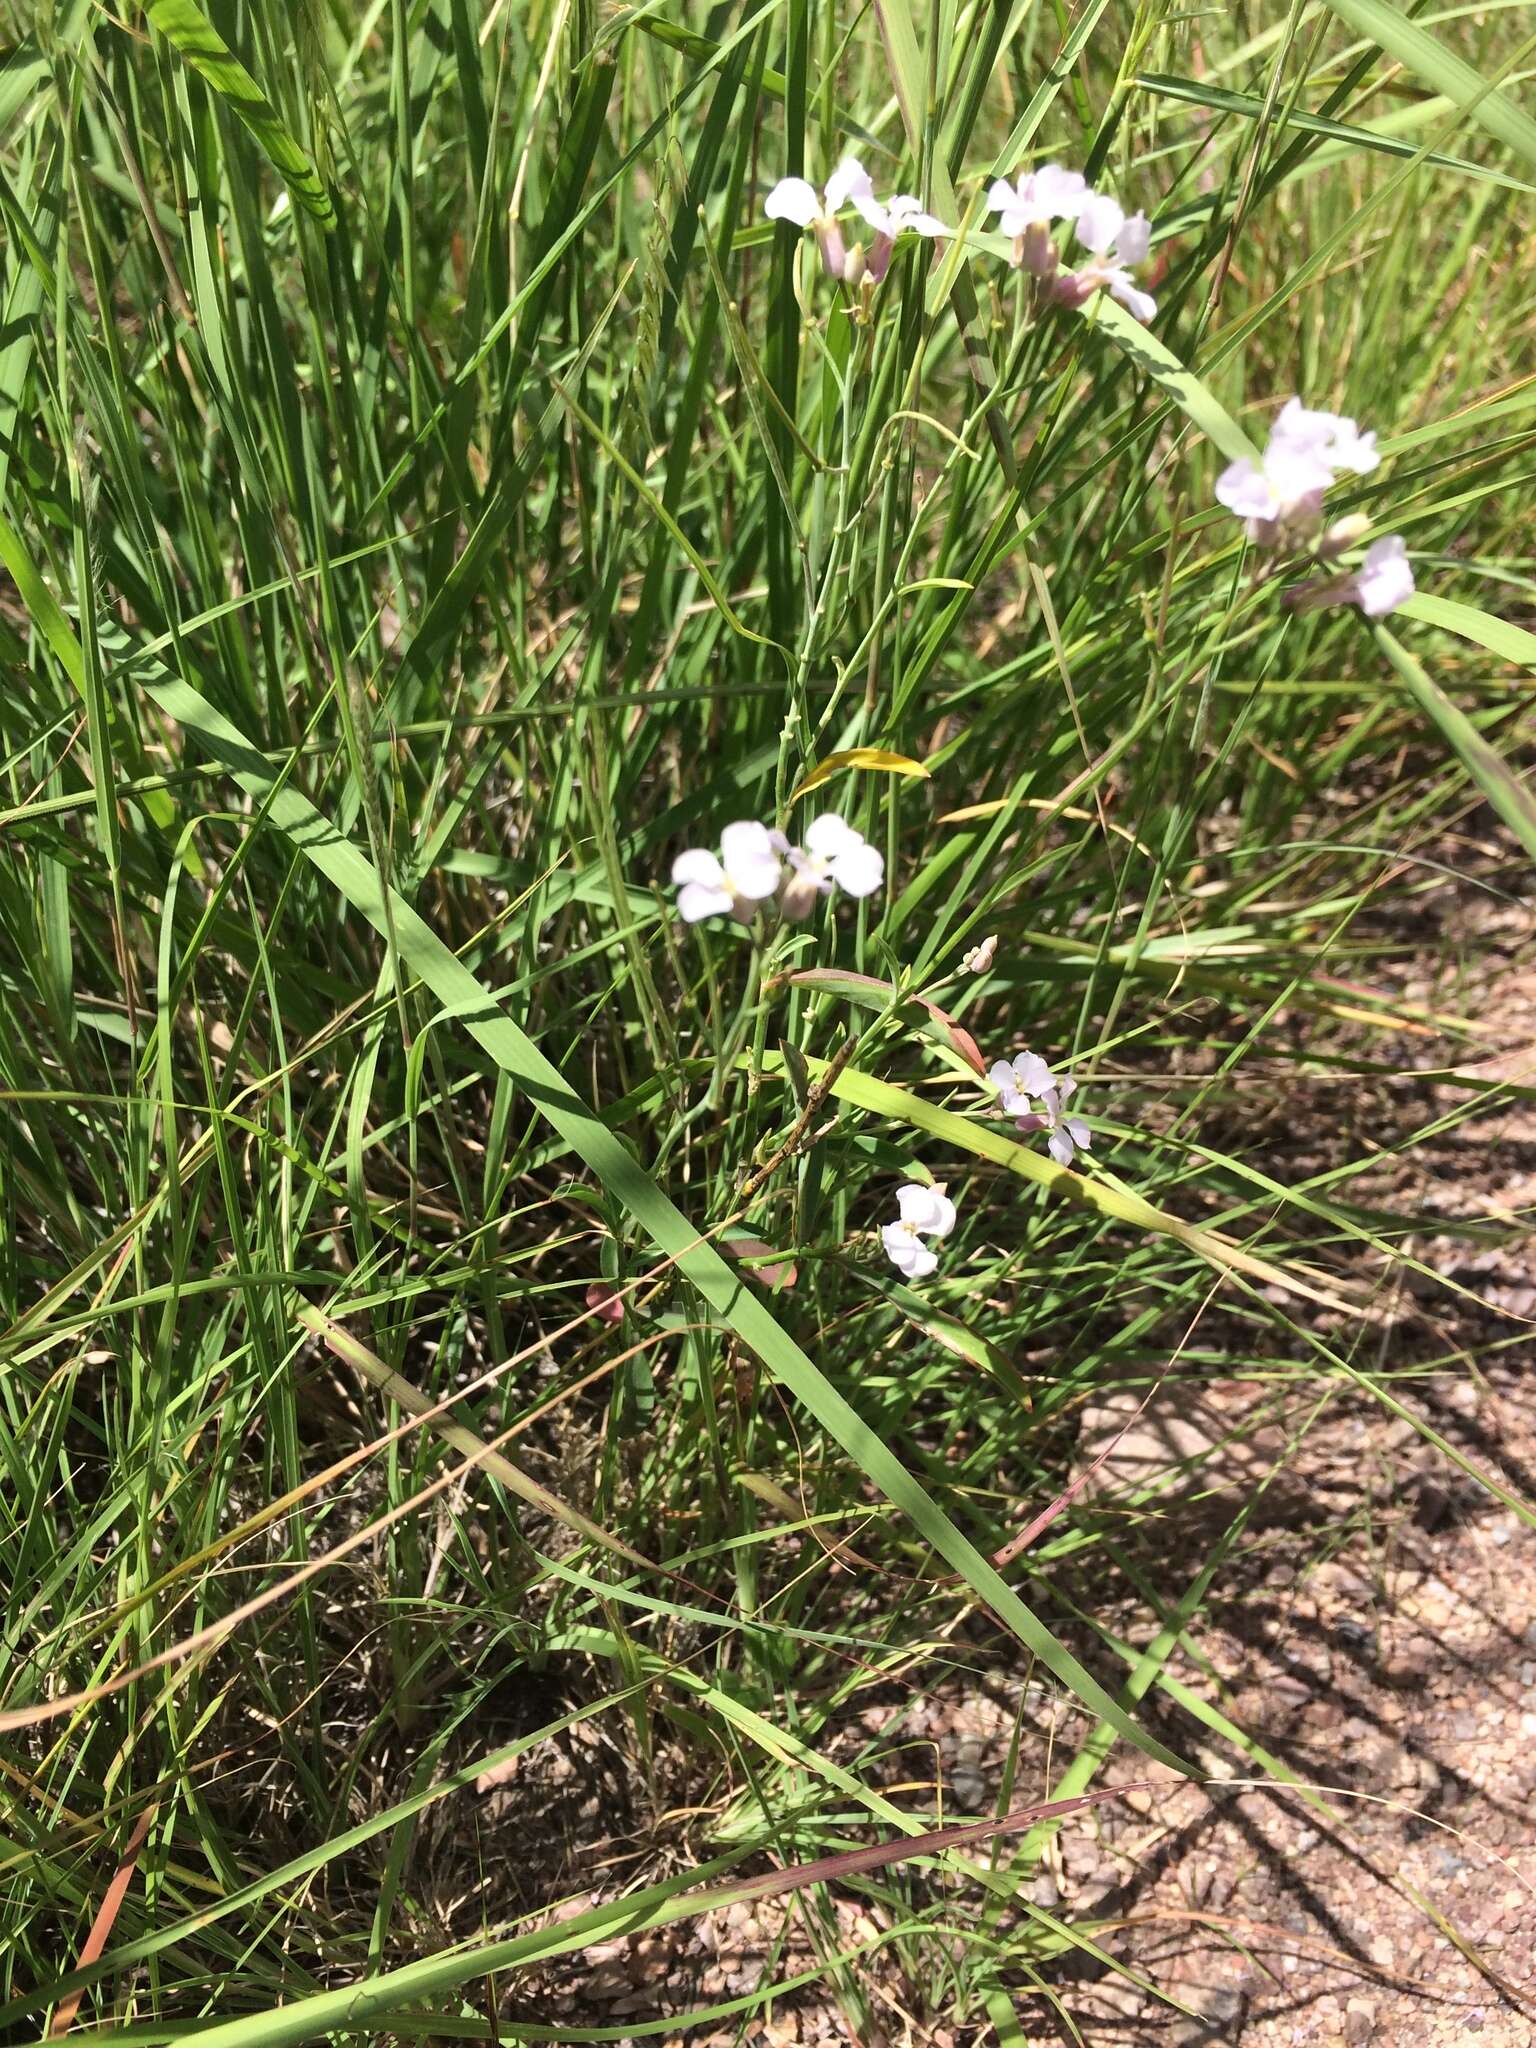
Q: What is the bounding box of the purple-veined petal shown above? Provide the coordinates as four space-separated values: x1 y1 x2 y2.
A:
1065 1117 1092 1152
764 177 819 228
1047 1128 1076 1167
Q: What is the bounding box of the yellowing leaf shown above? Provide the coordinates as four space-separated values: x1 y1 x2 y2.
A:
791 748 930 802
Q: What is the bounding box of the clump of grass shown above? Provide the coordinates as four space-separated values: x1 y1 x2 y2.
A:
1 0 1533 2040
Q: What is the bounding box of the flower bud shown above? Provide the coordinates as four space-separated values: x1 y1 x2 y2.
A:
1318 512 1370 559
1019 222 1058 277
1051 268 1096 309
815 220 847 280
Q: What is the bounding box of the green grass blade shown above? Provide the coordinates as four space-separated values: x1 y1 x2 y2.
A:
143 0 336 226
1320 0 1536 172
1376 624 1536 862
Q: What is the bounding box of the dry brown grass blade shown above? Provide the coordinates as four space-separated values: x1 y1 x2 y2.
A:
49 1804 157 2037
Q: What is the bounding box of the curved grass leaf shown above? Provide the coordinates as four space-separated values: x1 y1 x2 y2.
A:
1376 625 1536 861
1136 70 1536 193
27 1787 1139 2048
1397 592 1536 673
1321 0 1536 172
1077 296 1259 465
790 747 932 802
145 0 336 227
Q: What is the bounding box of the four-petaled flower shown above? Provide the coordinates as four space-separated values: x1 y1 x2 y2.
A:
988 1050 1056 1117
882 1181 956 1279
671 820 786 923
1216 397 1380 541
1034 1071 1093 1168
781 814 884 917
987 165 1087 273
989 1050 1093 1166
1057 195 1156 323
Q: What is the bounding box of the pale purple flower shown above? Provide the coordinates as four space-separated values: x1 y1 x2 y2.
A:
881 1181 957 1279
671 821 786 923
987 1050 1055 1117
1353 534 1414 617
1055 194 1156 322
1216 397 1381 541
1215 439 1334 531
780 814 884 916
987 165 1086 273
987 165 1088 236
988 1051 1092 1165
858 191 951 281
855 190 950 241
1035 1073 1092 1168
1272 399 1379 477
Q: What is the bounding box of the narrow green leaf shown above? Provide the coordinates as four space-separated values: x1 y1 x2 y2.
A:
1078 296 1260 465
1135 70 1536 192
1376 625 1536 862
1321 0 1536 172
1397 592 1536 674
144 0 337 227
782 1054 1364 1315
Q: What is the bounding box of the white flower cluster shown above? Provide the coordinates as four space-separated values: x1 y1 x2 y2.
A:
1215 398 1413 618
671 814 884 925
764 155 1156 324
